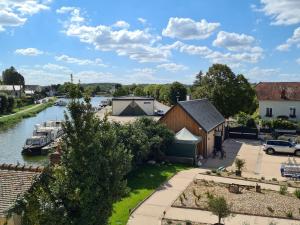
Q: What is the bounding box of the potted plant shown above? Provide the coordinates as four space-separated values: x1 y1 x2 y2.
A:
235 158 245 176
208 196 231 225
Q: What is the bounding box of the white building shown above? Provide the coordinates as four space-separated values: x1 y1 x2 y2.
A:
0 85 22 97
112 96 154 116
255 82 300 121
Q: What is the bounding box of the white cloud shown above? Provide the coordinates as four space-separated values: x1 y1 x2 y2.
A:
112 20 130 28
276 27 300 51
157 63 188 72
59 8 170 63
297 58 300 64
213 31 257 52
0 0 51 31
74 71 113 83
138 18 147 25
177 43 263 67
19 64 72 85
56 6 77 14
15 48 44 56
55 54 106 66
247 66 279 80
162 17 220 40
258 0 300 25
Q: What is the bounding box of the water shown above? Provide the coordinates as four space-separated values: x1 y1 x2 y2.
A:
0 97 105 166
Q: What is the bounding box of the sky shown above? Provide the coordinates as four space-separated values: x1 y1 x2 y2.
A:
0 0 299 85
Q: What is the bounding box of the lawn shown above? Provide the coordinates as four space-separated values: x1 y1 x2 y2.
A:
109 163 189 225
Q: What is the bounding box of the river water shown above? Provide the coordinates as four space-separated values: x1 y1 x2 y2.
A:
0 97 105 166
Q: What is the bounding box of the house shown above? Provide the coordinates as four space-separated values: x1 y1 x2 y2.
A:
25 85 41 93
0 164 42 225
160 99 225 158
112 96 154 116
255 82 300 120
0 85 22 97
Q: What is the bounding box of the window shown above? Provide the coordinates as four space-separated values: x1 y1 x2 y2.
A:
290 107 296 118
266 108 273 117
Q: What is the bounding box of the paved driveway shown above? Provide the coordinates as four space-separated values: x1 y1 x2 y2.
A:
204 138 300 180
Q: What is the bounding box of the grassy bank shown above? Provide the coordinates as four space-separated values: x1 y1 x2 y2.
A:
109 164 189 225
0 100 55 131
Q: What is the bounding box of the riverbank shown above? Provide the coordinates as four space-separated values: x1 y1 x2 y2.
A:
0 100 55 131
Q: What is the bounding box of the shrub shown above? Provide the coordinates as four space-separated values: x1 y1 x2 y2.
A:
235 158 246 172
185 221 192 225
294 189 300 199
237 112 256 128
7 96 15 113
0 92 8 114
272 119 296 130
267 206 274 213
216 171 221 176
271 178 277 182
211 169 217 173
285 211 293 218
279 185 288 195
206 171 211 175
261 176 265 180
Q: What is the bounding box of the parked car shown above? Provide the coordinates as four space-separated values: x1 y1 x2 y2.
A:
155 109 165 116
263 140 300 156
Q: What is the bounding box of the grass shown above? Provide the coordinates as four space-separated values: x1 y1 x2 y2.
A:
0 100 55 131
109 163 189 225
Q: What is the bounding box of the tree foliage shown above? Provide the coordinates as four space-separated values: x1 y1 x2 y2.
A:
2 66 25 87
8 95 132 225
208 196 231 224
192 64 256 118
168 82 187 105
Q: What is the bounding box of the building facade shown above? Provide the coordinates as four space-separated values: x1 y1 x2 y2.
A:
160 99 225 158
112 96 154 116
256 82 300 120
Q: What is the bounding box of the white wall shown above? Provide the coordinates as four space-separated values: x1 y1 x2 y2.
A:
112 100 154 116
259 100 300 120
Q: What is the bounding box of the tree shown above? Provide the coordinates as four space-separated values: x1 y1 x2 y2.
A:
2 66 25 87
192 64 256 118
0 93 8 114
208 196 231 225
168 82 187 105
7 96 15 113
234 158 245 176
133 86 146 96
193 70 204 87
113 86 129 97
9 95 132 225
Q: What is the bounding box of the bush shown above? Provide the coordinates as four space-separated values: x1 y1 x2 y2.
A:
272 119 296 130
294 189 300 199
235 158 245 172
286 211 293 218
237 112 256 128
7 96 15 113
279 185 288 195
0 92 8 114
208 196 231 224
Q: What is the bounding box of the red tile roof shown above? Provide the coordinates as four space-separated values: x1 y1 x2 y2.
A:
0 164 42 217
255 82 300 101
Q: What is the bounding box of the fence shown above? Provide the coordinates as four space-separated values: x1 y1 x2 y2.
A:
226 126 258 139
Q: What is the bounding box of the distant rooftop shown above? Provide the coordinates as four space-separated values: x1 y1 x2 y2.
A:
0 164 42 217
112 96 154 101
0 85 21 91
256 82 300 101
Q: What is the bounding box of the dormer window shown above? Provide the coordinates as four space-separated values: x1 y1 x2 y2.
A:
266 108 273 117
290 107 296 118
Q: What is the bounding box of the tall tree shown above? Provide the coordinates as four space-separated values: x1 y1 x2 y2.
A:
168 82 187 105
9 93 132 225
193 70 204 87
2 66 25 87
192 64 256 118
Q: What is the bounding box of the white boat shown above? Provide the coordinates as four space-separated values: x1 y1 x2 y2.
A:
54 100 67 106
100 99 111 107
22 136 49 156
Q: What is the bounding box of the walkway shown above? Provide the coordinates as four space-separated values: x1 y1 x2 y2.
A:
0 104 41 119
127 168 299 225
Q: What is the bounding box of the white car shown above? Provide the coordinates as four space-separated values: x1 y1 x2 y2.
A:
155 109 164 116
263 140 300 156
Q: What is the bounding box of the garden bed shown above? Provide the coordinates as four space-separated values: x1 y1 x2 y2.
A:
162 219 210 225
204 170 300 189
173 180 300 220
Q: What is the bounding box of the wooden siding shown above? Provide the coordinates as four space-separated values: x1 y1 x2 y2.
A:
160 105 208 157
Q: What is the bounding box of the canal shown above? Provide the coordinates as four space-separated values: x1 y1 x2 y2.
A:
0 96 105 166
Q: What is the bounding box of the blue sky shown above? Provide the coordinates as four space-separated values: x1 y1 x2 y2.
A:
0 0 299 85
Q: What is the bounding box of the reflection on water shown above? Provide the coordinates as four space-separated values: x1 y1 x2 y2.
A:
0 97 104 166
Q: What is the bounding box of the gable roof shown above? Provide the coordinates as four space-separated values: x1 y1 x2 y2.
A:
256 82 300 101
0 164 42 217
178 99 225 132
175 127 202 144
